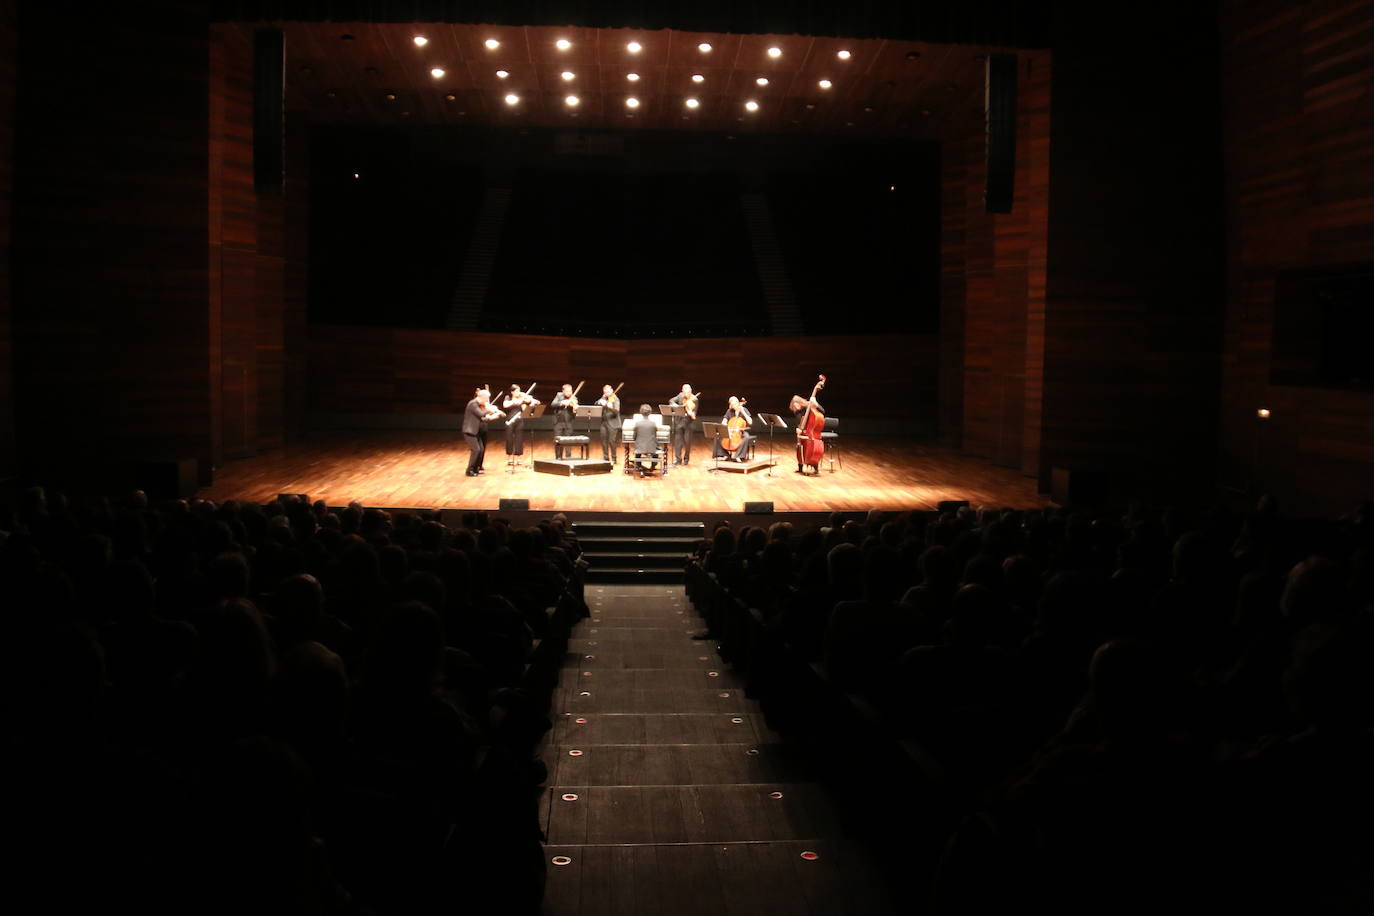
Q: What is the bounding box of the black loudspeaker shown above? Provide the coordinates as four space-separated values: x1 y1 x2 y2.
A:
744 501 774 515
499 498 530 511
937 499 970 514
253 29 285 193
984 53 1017 213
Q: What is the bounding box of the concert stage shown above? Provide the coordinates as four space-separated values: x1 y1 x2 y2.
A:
200 430 1053 514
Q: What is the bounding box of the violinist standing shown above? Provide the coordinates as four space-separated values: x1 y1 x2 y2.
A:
502 384 539 460
551 383 578 459
595 384 621 462
669 384 698 467
464 386 505 476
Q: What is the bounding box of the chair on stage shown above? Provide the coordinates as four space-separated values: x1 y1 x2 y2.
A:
821 416 841 471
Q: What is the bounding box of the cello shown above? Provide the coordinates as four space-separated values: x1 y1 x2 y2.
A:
796 375 826 473
722 398 749 453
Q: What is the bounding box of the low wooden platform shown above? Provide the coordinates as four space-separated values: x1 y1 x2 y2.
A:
200 430 1053 512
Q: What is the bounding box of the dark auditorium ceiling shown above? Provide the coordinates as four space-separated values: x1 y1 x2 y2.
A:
238 22 1016 139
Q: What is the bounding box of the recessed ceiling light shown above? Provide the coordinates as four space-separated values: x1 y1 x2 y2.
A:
685 97 700 108
565 95 579 106
837 49 851 60
804 103 816 110
496 69 509 78
556 39 571 50
819 79 832 89
863 105 874 112
625 96 640 108
352 172 359 178
626 72 640 81
756 77 769 86
445 93 456 101
745 100 759 111
384 93 396 101
485 39 500 50
430 68 445 78
691 73 705 83
413 36 428 47
767 47 782 58
627 41 642 53
698 42 712 53
561 71 575 81
505 93 519 105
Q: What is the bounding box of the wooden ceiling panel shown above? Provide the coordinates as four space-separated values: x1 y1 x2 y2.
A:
270 22 1000 139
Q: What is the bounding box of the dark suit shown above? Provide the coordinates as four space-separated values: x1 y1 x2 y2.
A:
551 392 576 458
596 395 621 461
463 398 489 473
632 415 662 473
668 392 696 464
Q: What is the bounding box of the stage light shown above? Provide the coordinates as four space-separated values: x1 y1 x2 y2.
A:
444 93 456 101
626 72 640 81
745 100 759 111
561 71 575 81
685 97 699 108
565 95 579 106
504 93 519 105
352 172 359 179
485 38 500 50
384 93 396 100
627 41 642 53
1257 407 1271 419
698 42 712 52
626 96 640 108
767 46 782 58
691 73 705 83
430 67 445 78
818 79 832 89
412 36 428 47
496 69 509 78
556 38 571 50
756 77 769 86
837 49 851 60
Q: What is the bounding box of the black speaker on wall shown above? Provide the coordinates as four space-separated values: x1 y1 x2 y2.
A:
984 53 1017 214
253 28 285 193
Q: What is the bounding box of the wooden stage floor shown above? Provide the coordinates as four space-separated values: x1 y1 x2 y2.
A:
200 430 1052 513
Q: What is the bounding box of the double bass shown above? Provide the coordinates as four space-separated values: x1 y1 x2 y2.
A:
796 375 826 471
722 399 749 453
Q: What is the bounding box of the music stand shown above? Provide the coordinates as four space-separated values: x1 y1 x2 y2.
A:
660 404 690 465
507 403 544 470
702 421 730 472
573 405 603 460
757 413 788 477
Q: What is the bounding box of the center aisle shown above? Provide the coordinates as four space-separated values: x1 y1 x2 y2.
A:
540 584 896 915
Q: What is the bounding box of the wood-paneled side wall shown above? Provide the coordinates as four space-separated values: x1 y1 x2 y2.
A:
12 3 213 474
210 23 288 461
306 326 938 430
1039 8 1224 500
0 0 15 477
939 50 1051 478
1220 1 1374 514
283 112 311 437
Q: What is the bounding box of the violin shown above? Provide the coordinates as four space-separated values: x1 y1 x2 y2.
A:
796 375 826 470
505 382 539 426
722 399 749 452
681 390 701 420
562 380 585 411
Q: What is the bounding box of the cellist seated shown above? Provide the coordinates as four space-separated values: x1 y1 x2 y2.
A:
715 396 754 462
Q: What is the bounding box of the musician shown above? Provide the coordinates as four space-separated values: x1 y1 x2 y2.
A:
502 384 539 461
632 404 662 475
714 396 754 462
595 384 621 462
790 393 824 474
550 383 578 459
668 383 698 467
463 386 504 476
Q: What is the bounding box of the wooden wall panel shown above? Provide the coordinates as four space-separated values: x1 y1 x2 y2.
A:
12 4 213 474
1220 0 1374 514
284 112 311 437
940 50 1051 477
306 326 938 431
0 0 14 477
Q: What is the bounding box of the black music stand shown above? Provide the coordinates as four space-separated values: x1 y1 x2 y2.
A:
702 422 729 472
507 403 544 471
660 403 690 465
757 413 788 477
